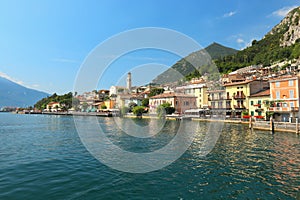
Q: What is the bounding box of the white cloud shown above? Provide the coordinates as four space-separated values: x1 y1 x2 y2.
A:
223 11 236 18
234 36 258 50
271 5 298 17
236 38 244 44
0 72 24 85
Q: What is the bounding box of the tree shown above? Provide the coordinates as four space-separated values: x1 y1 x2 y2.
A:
132 106 146 117
128 102 137 112
101 104 107 109
82 102 88 112
156 103 175 118
72 98 80 111
121 106 129 116
141 98 149 107
149 88 164 97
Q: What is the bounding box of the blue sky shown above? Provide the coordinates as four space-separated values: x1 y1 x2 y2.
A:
0 0 299 94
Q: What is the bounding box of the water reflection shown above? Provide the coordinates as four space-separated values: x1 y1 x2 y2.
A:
1 113 300 199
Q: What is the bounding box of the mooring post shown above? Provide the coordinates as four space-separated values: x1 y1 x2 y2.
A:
270 116 274 134
296 118 298 135
249 116 252 129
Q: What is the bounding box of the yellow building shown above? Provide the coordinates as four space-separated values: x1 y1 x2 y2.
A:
176 83 208 108
224 80 269 117
248 89 270 120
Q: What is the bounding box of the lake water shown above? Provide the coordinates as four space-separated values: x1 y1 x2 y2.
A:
0 113 300 199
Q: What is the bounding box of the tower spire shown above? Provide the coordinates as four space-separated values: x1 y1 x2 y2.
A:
127 72 132 93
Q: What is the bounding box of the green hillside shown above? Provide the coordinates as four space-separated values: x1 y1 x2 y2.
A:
215 6 300 74
153 7 300 84
152 42 238 84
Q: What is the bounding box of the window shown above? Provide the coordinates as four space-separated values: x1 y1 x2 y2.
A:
218 102 223 108
289 80 294 86
250 101 253 105
258 111 262 116
275 81 280 87
276 91 280 99
290 102 294 108
289 90 294 98
251 111 254 116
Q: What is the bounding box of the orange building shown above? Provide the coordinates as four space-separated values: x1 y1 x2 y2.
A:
269 75 300 121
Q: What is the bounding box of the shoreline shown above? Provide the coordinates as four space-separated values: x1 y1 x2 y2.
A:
14 111 300 134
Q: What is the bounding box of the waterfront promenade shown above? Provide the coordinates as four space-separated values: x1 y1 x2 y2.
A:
18 111 300 134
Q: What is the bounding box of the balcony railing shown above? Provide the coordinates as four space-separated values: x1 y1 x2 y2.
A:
209 107 232 110
269 107 299 112
234 105 246 109
233 93 246 99
208 97 225 101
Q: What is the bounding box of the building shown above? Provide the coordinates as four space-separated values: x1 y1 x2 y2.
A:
269 75 300 122
46 102 60 112
115 94 144 108
248 89 270 120
149 92 197 114
207 89 233 116
224 79 269 118
109 86 130 96
127 72 132 92
175 83 208 108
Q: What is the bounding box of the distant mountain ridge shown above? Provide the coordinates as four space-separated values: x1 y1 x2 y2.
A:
0 76 49 108
152 42 238 84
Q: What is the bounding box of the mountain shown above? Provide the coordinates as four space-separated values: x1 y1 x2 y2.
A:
215 6 300 73
205 42 238 59
152 42 238 84
0 77 49 108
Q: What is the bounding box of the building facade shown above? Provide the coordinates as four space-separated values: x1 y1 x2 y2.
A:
149 92 197 114
269 75 300 121
248 89 270 120
175 83 208 108
224 80 269 117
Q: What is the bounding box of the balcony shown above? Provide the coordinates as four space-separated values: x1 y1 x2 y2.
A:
255 108 264 112
208 97 224 101
269 107 299 112
233 93 246 100
234 104 246 109
225 96 232 100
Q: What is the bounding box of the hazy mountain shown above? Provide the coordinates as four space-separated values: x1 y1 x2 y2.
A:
152 42 238 84
0 76 49 108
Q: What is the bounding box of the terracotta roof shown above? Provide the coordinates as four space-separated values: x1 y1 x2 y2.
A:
223 79 253 86
250 89 270 97
269 75 299 82
150 92 196 99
